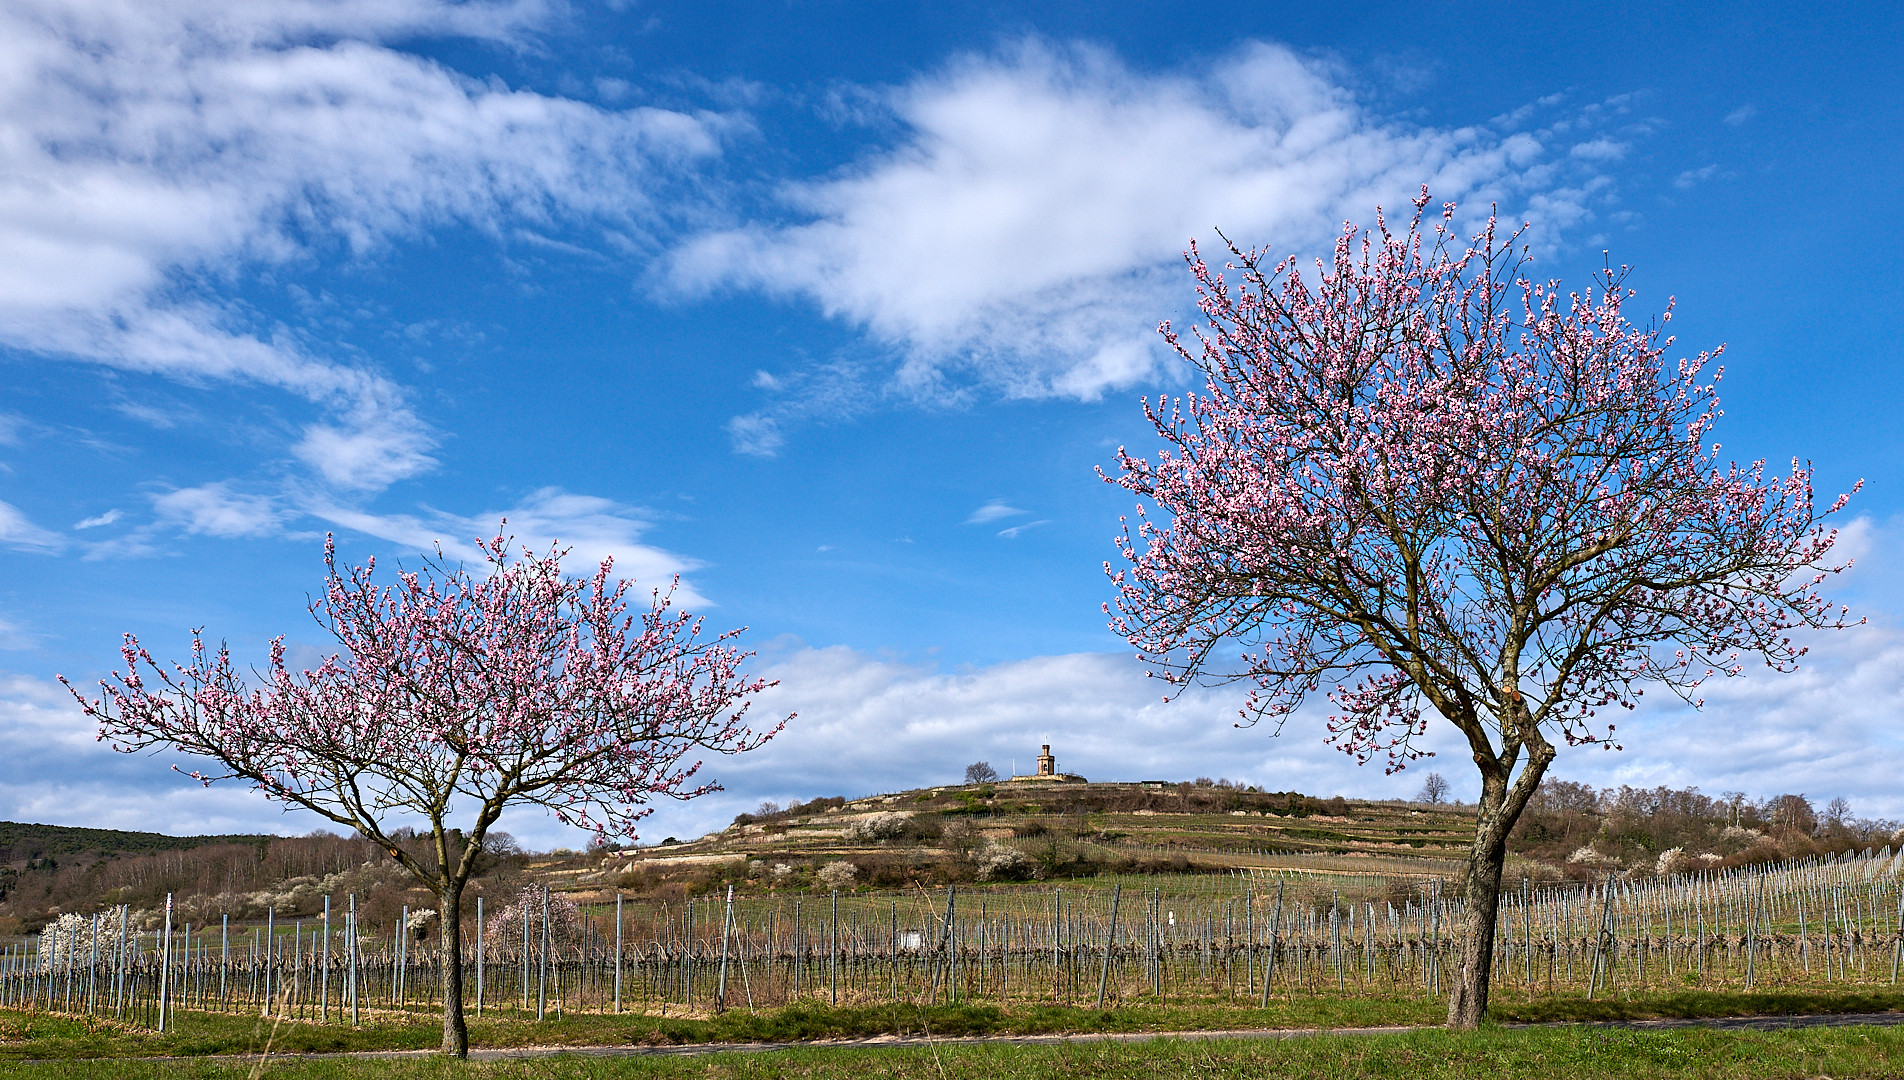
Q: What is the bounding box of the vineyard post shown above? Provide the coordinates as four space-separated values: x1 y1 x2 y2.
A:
1892 883 1902 984
1245 887 1254 990
87 912 99 1013
613 893 622 1013
1332 888 1342 990
158 893 172 1031
537 886 550 1021
1051 888 1061 1002
1588 876 1612 999
319 901 327 1022
829 889 838 1006
474 896 484 1017
348 894 359 1026
1523 879 1533 988
717 885 734 1013
1097 883 1121 1008
1260 879 1282 1007
1745 876 1763 989
263 906 275 1017
397 904 409 1009
116 905 129 1017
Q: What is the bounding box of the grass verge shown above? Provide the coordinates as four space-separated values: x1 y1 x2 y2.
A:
0 1025 1901 1079
2 987 1901 1062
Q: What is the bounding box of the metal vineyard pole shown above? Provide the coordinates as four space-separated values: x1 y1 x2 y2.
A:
348 894 360 1026
114 905 128 1018
1891 883 1902 984
537 886 550 1021
157 894 172 1032
262 906 275 1017
474 895 483 1018
1096 883 1120 1008
1051 888 1061 1002
1260 879 1282 1007
86 912 99 1014
613 893 622 1014
717 885 735 1013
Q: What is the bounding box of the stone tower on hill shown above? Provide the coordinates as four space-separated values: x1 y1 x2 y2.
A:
1011 742 1086 783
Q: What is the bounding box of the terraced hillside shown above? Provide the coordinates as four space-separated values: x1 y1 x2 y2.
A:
588 780 1481 899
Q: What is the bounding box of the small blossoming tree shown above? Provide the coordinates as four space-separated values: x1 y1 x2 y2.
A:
63 529 782 1055
1104 192 1859 1028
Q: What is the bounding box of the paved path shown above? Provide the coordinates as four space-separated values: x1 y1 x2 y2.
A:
26 1009 1904 1064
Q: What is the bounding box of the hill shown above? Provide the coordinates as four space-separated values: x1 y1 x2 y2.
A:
592 779 1479 899
0 820 274 863
592 775 1904 900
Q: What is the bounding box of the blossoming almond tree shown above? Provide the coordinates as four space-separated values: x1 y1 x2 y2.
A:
1104 192 1859 1028
62 529 782 1055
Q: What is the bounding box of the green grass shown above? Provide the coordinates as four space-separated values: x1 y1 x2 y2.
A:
0 997 1443 1060
3 1026 1904 1079
6 987 1904 1064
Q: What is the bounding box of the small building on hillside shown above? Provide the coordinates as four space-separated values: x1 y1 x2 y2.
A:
1009 743 1087 784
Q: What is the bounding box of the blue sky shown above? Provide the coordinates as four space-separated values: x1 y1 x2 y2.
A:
2 1 1901 849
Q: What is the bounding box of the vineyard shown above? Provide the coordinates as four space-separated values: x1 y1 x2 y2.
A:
6 846 1904 1030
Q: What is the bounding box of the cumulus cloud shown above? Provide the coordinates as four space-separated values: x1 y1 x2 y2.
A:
671 39 1612 409
1569 137 1628 161
0 0 729 491
633 610 1904 845
313 486 709 605
0 672 330 835
20 611 1903 851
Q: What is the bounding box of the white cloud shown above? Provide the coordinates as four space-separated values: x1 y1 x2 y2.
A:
293 414 439 492
73 509 123 529
635 606 1904 845
24 613 1902 852
0 499 64 552
152 483 286 538
671 39 1608 405
314 486 710 606
1569 137 1628 161
965 500 1027 524
0 671 333 835
725 414 786 457
1675 164 1721 189
1724 104 1758 126
998 519 1049 539
0 0 729 490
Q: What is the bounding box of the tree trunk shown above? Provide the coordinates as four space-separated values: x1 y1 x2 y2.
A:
438 879 468 1057
1446 744 1550 1030
1447 798 1508 1030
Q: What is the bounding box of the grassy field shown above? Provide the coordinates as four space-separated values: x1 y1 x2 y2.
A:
3 1024 1904 1079
8 989 1904 1070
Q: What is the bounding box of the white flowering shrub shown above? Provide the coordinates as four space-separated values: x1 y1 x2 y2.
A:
975 841 1032 881
846 812 914 842
37 908 132 969
486 887 585 950
816 861 859 890
1655 847 1687 876
1566 846 1617 869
